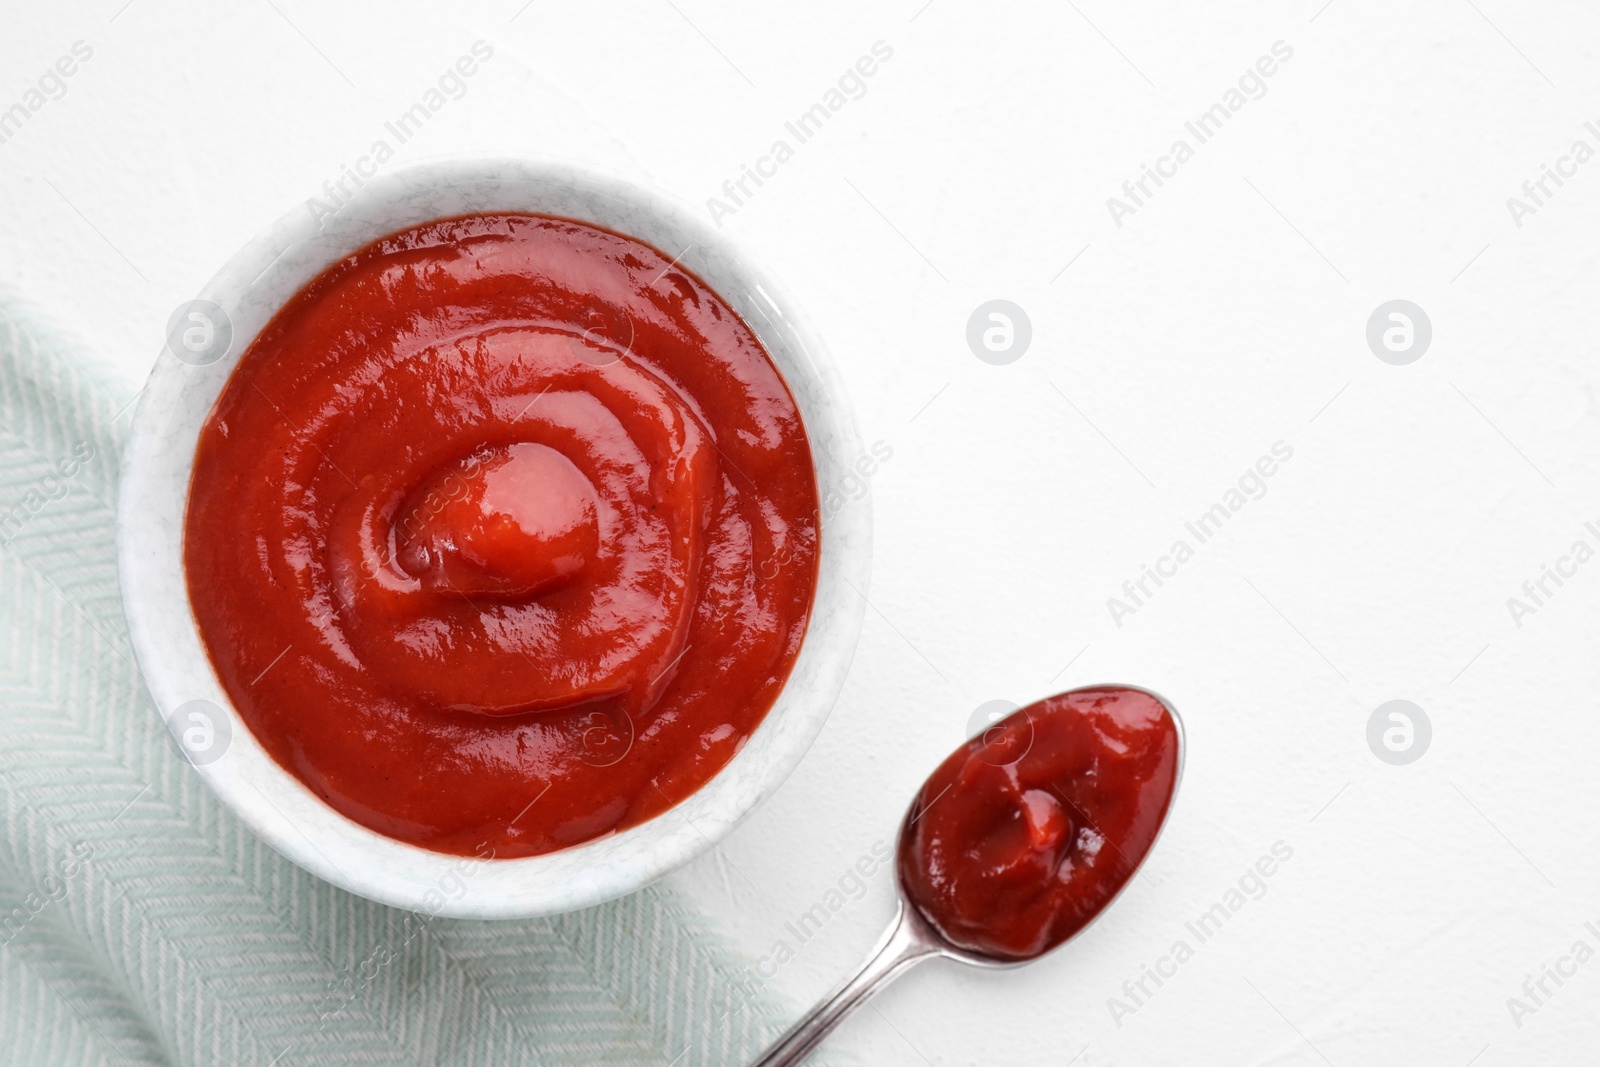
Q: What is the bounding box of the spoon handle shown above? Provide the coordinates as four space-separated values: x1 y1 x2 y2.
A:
750 899 941 1067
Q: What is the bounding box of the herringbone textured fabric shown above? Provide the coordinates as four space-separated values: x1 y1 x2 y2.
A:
0 303 832 1067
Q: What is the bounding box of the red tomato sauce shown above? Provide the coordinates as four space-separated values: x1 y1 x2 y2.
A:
184 214 821 858
898 687 1180 960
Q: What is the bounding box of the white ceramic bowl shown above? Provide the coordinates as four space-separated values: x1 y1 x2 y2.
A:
117 157 870 918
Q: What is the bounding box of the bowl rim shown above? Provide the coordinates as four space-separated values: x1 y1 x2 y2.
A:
115 154 871 918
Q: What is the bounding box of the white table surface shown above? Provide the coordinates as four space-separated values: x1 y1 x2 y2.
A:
6 1 1600 1062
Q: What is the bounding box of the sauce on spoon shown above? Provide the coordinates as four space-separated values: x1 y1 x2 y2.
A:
753 685 1183 1065
896 686 1181 960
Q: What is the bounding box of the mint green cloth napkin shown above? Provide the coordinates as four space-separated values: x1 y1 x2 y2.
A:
0 301 828 1067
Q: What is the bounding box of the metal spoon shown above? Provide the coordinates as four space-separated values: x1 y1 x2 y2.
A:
750 687 1185 1067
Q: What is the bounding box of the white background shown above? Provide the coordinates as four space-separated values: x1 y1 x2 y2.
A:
5 0 1600 1063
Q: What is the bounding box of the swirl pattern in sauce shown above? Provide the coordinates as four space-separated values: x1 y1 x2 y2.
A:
185 214 820 858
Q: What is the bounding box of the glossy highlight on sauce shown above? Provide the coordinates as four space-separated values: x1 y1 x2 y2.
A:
184 213 821 858
897 687 1180 961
